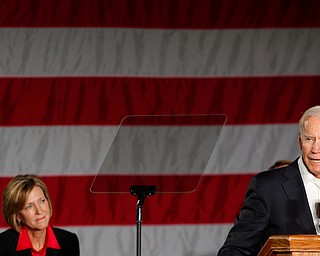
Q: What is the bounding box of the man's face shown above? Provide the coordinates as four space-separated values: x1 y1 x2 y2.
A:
299 116 320 178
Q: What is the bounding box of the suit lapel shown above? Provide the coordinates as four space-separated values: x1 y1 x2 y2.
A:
282 164 316 233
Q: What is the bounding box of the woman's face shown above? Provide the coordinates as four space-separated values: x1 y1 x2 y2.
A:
17 185 50 232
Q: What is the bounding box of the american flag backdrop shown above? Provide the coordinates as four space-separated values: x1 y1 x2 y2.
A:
1 0 320 255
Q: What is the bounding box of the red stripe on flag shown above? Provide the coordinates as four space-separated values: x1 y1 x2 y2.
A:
0 76 320 126
0 174 253 227
91 174 205 193
1 0 320 28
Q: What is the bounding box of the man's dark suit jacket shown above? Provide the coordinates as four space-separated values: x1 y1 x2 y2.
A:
0 226 80 256
218 158 317 255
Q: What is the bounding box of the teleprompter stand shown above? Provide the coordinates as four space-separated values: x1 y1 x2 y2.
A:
130 185 157 256
90 114 226 256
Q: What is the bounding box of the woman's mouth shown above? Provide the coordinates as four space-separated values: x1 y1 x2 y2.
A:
36 216 46 221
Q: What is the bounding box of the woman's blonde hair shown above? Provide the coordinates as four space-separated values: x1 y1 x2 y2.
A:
2 174 52 232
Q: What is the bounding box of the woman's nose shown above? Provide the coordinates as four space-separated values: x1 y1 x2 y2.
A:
34 204 42 214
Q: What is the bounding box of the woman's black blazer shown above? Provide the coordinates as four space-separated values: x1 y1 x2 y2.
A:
0 227 80 256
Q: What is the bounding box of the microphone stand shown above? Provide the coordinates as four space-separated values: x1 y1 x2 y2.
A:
130 185 157 256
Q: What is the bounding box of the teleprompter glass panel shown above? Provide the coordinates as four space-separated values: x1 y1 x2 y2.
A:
90 114 226 193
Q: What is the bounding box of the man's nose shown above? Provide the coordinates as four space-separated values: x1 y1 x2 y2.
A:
312 140 320 153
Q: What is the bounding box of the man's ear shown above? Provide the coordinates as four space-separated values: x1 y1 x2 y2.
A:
298 134 302 150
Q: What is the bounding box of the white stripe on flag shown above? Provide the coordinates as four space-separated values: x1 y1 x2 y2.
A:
0 124 299 175
11 224 229 256
0 28 319 77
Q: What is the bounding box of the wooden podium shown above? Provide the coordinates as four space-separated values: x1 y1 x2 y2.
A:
259 235 320 256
